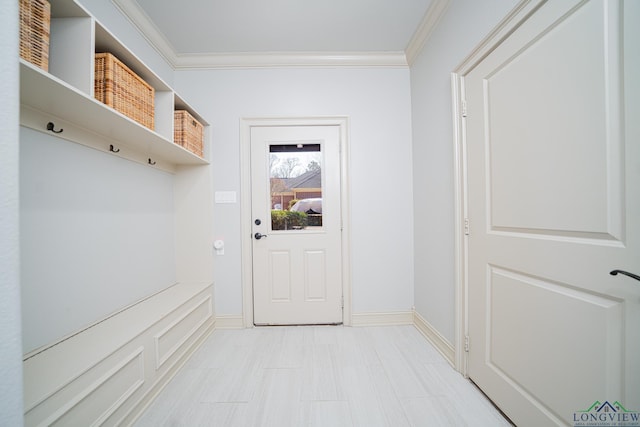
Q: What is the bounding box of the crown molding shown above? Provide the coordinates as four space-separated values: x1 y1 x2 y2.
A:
111 0 179 67
112 0 445 69
174 51 408 69
405 0 451 66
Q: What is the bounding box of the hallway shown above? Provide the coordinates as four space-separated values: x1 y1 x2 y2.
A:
134 325 511 426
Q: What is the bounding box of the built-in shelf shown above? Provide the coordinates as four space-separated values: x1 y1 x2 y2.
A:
19 1 215 423
20 0 210 169
20 60 208 168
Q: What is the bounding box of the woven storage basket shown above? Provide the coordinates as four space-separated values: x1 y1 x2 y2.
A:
20 0 51 71
94 53 155 130
174 110 204 158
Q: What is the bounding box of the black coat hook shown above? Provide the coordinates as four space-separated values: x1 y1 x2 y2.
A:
148 158 156 165
109 144 120 153
46 122 63 133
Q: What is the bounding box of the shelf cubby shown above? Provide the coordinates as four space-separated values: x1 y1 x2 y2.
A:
20 0 210 169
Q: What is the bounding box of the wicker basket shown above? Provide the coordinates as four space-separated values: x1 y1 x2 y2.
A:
94 53 155 130
174 110 204 158
20 0 51 71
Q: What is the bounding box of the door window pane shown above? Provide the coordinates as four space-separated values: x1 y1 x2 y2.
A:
270 143 322 231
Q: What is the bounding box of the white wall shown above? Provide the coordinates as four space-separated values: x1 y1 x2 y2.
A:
9 0 180 356
20 130 177 353
410 0 519 343
0 0 23 423
78 0 174 86
173 67 415 316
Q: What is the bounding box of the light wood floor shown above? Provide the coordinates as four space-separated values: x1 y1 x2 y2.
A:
134 325 511 426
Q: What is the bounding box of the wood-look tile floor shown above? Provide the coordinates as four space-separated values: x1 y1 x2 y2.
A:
134 325 512 427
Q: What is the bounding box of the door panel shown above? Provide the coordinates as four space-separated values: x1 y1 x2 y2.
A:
464 1 639 425
304 249 326 301
488 267 623 418
270 250 291 302
251 125 342 325
485 0 621 238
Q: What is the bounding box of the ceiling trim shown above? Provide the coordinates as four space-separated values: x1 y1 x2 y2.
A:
111 0 179 67
405 0 451 66
174 52 408 69
112 0 443 69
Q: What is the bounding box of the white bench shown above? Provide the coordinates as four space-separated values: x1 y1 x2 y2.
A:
23 282 215 427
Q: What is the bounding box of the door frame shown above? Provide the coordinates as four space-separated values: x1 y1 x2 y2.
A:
450 0 542 376
239 116 352 327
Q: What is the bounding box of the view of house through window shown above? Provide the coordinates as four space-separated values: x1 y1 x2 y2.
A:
270 143 322 230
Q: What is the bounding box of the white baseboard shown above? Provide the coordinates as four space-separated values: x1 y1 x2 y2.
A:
215 314 245 329
350 311 414 327
216 312 417 329
413 310 455 367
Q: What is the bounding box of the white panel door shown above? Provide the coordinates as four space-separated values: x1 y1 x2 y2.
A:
463 1 639 425
251 125 343 325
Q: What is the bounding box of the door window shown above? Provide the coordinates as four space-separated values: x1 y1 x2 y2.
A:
269 143 323 231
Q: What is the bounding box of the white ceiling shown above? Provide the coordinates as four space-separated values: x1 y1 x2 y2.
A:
133 0 432 54
114 0 447 68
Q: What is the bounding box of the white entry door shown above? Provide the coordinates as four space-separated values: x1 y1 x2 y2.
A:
463 1 639 426
250 125 343 325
